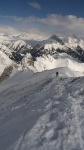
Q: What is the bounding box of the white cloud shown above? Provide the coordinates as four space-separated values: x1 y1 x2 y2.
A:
39 14 84 29
1 14 84 30
1 14 84 37
28 2 41 10
0 24 49 38
0 15 38 22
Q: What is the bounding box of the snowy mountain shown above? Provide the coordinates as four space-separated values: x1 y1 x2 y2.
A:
9 40 32 53
0 32 84 77
10 40 27 50
20 53 84 77
38 34 84 62
60 34 84 49
1 32 84 62
41 34 64 46
1 32 84 150
0 68 84 150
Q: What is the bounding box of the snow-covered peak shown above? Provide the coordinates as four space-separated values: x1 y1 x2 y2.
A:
41 35 64 46
60 34 84 50
10 40 31 52
39 35 65 52
49 34 64 45
12 40 27 49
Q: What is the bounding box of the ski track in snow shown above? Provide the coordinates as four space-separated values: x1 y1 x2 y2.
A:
0 71 84 150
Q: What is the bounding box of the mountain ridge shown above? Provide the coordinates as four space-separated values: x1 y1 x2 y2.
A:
0 32 84 77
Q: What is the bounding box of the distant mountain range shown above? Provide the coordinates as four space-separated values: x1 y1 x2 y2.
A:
0 33 84 61
0 32 84 76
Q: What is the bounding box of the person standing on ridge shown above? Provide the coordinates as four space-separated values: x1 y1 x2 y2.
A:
56 72 59 77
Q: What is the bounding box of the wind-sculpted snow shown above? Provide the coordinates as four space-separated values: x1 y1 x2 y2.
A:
21 53 84 77
0 70 84 150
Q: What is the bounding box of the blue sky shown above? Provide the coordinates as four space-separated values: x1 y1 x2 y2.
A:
0 0 84 36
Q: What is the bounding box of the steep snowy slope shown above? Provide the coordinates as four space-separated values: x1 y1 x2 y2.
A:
0 44 12 55
0 51 13 75
0 70 84 150
9 40 32 52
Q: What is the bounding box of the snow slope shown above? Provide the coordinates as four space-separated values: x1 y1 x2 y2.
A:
0 69 84 150
44 43 67 51
0 51 13 75
60 35 84 49
11 40 27 49
10 40 31 51
0 44 12 55
21 53 84 77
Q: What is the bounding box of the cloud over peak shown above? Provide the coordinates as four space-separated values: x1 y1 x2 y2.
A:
28 2 41 10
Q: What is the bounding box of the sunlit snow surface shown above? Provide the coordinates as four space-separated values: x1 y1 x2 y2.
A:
0 69 84 150
22 53 84 77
